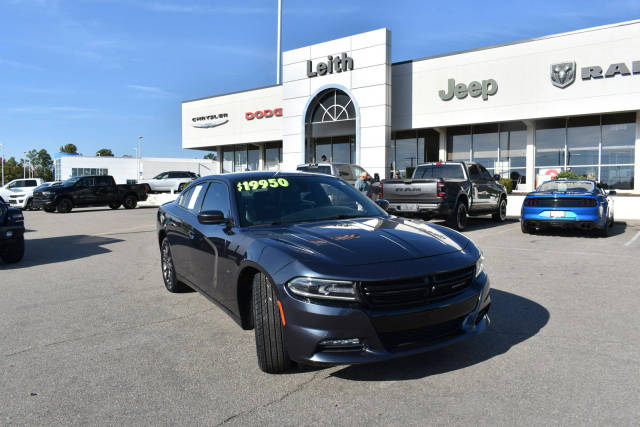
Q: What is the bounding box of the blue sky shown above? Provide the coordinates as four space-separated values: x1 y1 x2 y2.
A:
1 0 639 161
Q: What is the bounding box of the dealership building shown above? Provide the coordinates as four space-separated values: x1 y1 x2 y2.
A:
182 20 640 193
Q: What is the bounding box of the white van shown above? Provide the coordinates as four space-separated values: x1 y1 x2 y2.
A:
0 178 44 209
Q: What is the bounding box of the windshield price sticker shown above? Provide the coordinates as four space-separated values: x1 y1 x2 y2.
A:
236 178 289 192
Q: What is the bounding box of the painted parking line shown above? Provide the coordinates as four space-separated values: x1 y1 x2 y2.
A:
624 231 640 247
468 223 520 239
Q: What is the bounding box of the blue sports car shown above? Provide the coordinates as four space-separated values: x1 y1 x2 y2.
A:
521 179 615 236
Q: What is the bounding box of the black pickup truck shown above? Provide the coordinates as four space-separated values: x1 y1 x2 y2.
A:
32 175 149 213
380 162 507 230
0 201 25 263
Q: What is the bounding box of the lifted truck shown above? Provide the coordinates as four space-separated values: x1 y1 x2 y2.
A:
32 175 149 213
380 162 507 230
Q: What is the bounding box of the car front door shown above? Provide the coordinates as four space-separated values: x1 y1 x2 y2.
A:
188 181 236 308
75 177 97 205
467 165 488 211
478 164 500 208
166 186 196 280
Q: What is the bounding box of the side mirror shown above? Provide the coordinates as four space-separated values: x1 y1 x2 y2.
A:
608 190 617 196
375 199 390 211
198 210 229 225
493 174 501 181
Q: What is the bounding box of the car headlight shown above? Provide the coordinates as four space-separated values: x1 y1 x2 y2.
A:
42 191 51 196
475 254 485 278
286 277 356 301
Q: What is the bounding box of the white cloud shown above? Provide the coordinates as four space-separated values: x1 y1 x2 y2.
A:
127 84 173 97
0 58 41 71
144 2 270 14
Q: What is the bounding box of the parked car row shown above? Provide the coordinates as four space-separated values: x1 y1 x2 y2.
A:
0 178 45 210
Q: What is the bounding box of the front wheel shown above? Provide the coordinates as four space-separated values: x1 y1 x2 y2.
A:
447 202 467 231
492 197 507 222
56 198 72 213
1 235 24 263
24 198 33 211
253 272 292 373
123 195 137 209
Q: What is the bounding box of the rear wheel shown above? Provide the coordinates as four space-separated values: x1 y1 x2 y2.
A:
253 272 292 373
521 220 530 234
123 195 137 209
56 198 72 213
109 201 121 209
160 238 189 292
1 235 24 263
24 198 33 211
447 201 467 231
492 197 507 222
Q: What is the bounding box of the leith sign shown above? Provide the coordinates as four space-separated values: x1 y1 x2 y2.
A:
307 53 354 78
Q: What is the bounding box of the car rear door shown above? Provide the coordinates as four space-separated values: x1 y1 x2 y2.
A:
478 164 500 208
467 165 489 211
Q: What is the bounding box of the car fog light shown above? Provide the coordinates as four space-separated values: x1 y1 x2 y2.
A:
318 338 361 348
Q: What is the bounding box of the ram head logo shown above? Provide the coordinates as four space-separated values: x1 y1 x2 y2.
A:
550 62 576 88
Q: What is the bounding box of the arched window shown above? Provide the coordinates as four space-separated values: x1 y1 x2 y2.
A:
308 89 356 123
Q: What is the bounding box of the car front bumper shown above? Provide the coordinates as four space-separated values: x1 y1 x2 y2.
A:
280 273 491 366
32 197 55 210
0 225 25 242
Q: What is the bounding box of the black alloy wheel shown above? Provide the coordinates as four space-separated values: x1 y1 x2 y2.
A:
161 237 189 292
1 235 24 263
492 197 507 222
448 202 467 231
56 198 72 213
123 195 137 209
253 272 292 373
109 201 121 209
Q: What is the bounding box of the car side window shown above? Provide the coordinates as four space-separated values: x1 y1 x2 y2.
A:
26 180 37 187
478 165 492 181
96 176 110 186
168 172 178 179
178 187 194 208
82 178 96 187
337 165 352 179
200 182 231 217
468 165 480 182
351 166 365 178
186 184 206 211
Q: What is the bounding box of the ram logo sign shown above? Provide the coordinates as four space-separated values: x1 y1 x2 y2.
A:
550 62 576 88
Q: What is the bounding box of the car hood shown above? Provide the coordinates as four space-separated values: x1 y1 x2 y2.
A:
246 217 471 267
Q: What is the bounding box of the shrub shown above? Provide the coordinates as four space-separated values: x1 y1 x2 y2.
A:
499 177 514 194
555 170 587 179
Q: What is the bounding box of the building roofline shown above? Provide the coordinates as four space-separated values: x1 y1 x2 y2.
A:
392 19 640 66
182 83 281 104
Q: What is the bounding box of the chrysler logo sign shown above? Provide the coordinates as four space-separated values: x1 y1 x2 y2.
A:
192 113 229 128
550 62 576 88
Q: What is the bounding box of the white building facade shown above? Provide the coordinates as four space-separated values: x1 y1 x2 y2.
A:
182 20 640 193
54 155 218 184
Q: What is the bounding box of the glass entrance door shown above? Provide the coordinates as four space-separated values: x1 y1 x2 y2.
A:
313 135 356 163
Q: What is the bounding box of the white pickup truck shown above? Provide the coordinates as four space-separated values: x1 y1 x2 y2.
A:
0 178 44 210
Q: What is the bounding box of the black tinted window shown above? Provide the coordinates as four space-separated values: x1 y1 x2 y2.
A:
178 187 193 208
297 165 332 175
201 182 231 216
414 164 465 179
96 176 111 186
478 165 492 180
26 180 38 187
168 172 178 178
82 178 96 187
468 165 480 181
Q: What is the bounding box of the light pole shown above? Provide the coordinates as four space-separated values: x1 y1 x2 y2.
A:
137 136 143 181
276 0 282 84
23 151 26 179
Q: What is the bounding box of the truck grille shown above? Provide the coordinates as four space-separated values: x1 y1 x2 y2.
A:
360 264 475 309
524 197 597 207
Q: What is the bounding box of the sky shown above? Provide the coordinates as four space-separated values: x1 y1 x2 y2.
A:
1 0 639 161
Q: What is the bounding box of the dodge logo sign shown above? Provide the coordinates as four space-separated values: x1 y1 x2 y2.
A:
550 62 576 88
246 108 282 120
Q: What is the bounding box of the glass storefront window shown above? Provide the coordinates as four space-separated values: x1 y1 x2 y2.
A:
535 119 565 168
602 113 635 165
312 136 355 163
567 116 600 166
472 124 499 173
265 142 282 171
247 145 259 171
447 126 471 162
222 150 233 173
601 165 634 190
499 122 527 184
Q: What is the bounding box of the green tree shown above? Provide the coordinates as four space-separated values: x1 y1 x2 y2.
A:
2 157 24 182
96 148 114 157
34 149 54 181
59 143 78 153
556 170 587 180
204 152 217 160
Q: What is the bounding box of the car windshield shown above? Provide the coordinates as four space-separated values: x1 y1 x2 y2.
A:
538 180 595 192
234 175 385 227
296 165 332 175
62 177 83 187
414 164 466 179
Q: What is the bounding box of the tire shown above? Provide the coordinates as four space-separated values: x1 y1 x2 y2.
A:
447 201 468 231
43 206 56 213
123 195 137 209
109 202 121 209
24 198 33 211
160 238 190 292
492 197 507 222
521 220 530 234
253 272 292 373
1 235 24 263
597 217 610 237
56 198 72 213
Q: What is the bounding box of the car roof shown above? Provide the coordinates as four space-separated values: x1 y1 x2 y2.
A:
189 171 339 185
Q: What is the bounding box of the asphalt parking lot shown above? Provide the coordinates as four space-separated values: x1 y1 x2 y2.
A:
1 208 639 425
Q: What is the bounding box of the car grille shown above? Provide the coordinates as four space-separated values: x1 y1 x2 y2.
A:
359 264 475 309
524 197 597 207
377 315 466 352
